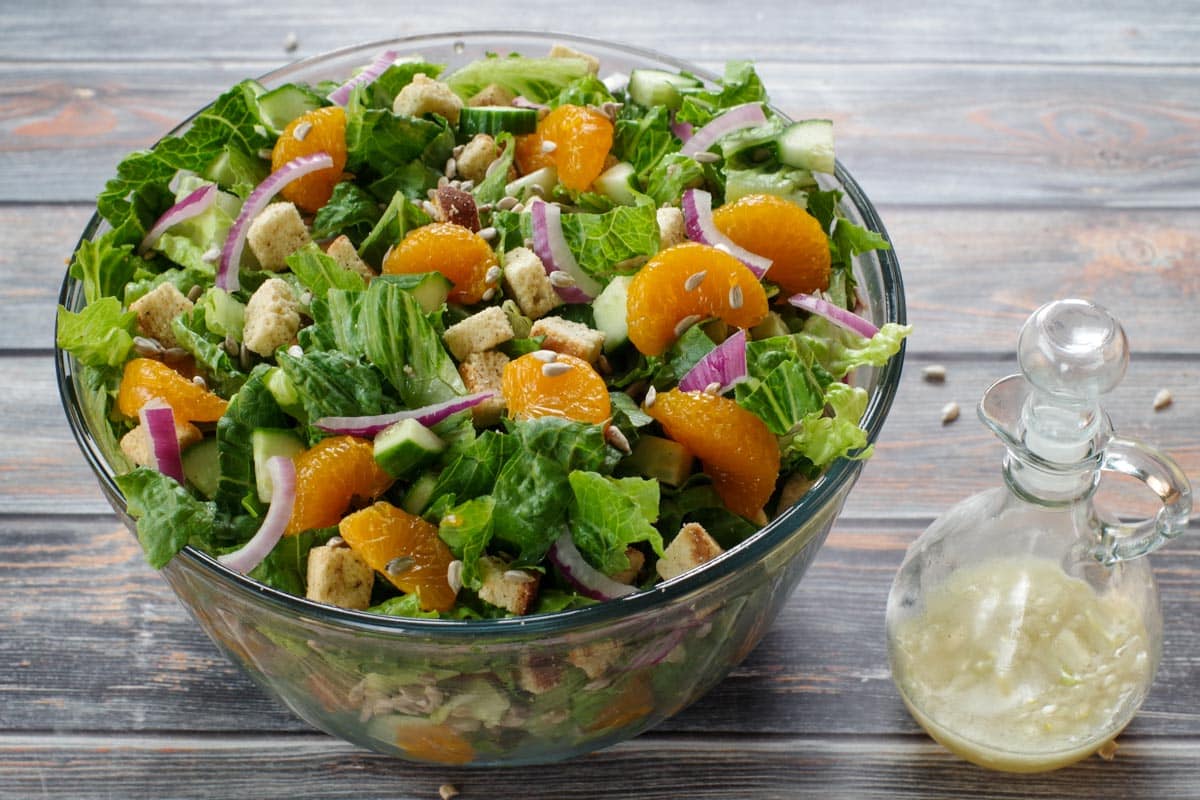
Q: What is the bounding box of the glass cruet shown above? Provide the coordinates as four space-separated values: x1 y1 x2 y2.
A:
885 299 1192 773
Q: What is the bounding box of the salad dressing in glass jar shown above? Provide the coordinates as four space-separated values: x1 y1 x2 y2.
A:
886 299 1192 772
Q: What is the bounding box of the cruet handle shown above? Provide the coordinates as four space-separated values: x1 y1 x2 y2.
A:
1095 436 1193 565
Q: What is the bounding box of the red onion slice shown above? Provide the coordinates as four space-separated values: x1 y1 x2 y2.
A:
138 183 218 255
313 392 495 438
680 102 767 157
788 292 879 339
513 96 550 111
528 199 601 303
670 118 693 143
327 49 399 106
678 329 749 394
681 188 772 278
218 456 297 574
218 152 334 292
139 403 185 484
547 532 637 602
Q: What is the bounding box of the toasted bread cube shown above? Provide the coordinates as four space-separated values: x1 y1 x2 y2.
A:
325 235 375 278
457 350 509 427
548 43 601 76
442 306 514 361
456 133 499 184
246 202 311 272
656 522 724 581
242 277 301 357
306 544 374 610
128 282 194 349
656 206 686 250
393 73 463 125
467 83 517 108
567 640 623 681
501 247 562 320
477 556 540 616
515 654 563 695
119 419 202 469
607 547 646 586
529 316 606 364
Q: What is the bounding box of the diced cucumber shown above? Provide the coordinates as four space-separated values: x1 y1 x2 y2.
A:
252 428 306 503
402 473 439 516
751 312 792 340
376 272 453 314
203 146 268 191
459 105 539 137
625 434 694 487
374 418 446 478
724 167 814 207
593 162 638 205
255 84 327 135
505 166 558 201
774 119 835 175
627 69 702 110
592 274 633 352
181 438 220 499
264 367 305 419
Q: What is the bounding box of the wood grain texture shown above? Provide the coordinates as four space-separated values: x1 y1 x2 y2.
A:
3 61 1198 208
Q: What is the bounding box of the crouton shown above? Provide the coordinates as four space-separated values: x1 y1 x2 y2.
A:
393 73 463 125
548 43 601 76
455 133 499 184
501 247 562 320
246 202 311 272
242 277 301 357
607 547 646 586
442 306 514 361
775 472 815 518
306 544 374 610
457 350 509 426
325 235 375 278
467 83 516 108
656 206 686 249
529 316 606 364
128 282 194 349
477 556 540 616
515 654 563 695
656 522 724 581
119 419 202 469
567 640 623 681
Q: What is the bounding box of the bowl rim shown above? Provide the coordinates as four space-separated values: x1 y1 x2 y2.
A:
56 30 906 640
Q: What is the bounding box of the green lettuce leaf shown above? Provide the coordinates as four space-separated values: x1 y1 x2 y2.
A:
490 448 571 563
568 471 663 574
55 297 135 369
311 181 383 243
614 105 678 183
69 233 140 305
506 416 617 474
550 75 615 108
794 319 912 380
170 307 246 396
117 467 217 569
363 61 444 109
785 381 873 467
370 593 485 620
658 480 759 550
445 55 592 103
644 152 706 207
506 201 659 285
357 191 432 268
276 349 383 429
427 430 518 512
247 529 330 595
286 242 366 300
215 365 288 514
675 61 768 128
195 287 245 339
345 108 454 201
438 495 495 590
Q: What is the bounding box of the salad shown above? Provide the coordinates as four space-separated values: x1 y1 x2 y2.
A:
58 43 909 621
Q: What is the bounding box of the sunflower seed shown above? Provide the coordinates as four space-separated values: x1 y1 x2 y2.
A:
447 560 464 593
540 140 558 154
683 270 707 292
922 364 947 382
437 175 449 190
941 401 960 424
385 556 415 576
239 343 252 371
548 270 576 288
201 246 221 264
458 179 475 192
531 349 558 363
439 784 460 800
421 200 440 219
644 385 658 408
504 569 536 584
187 284 205 302
326 535 349 549
526 184 545 197
292 121 312 142
704 381 722 395
596 354 612 375
605 425 632 454
692 151 721 164
452 144 465 158
257 148 273 161
1153 388 1173 411
482 287 496 301
542 361 573 378
496 195 519 211
673 314 702 337
299 291 313 306
728 285 744 309
444 157 458 179
512 203 525 214
477 226 498 242
287 344 304 359
192 375 208 389
485 265 502 284
477 202 494 213
133 336 164 357
223 335 240 357
283 32 299 52
163 347 189 361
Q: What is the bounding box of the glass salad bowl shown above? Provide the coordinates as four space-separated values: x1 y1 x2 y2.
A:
56 32 906 765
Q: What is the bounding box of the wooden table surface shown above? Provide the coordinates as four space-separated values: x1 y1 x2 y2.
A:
3 2 1198 797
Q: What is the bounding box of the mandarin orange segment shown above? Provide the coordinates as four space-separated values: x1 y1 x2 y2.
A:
392 718 475 765
584 675 655 733
382 222 498 305
502 352 611 424
338 501 458 612
270 105 347 213
647 389 780 519
712 194 831 297
515 104 613 192
117 358 229 422
626 242 769 356
285 436 393 536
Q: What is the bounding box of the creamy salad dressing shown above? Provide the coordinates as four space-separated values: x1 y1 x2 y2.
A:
891 555 1153 772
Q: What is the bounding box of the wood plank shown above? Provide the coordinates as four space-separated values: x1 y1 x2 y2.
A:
10 355 1197 518
4 0 1198 65
3 514 1197 737
2 61 1198 208
16 204 1200 354
1 733 1198 799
